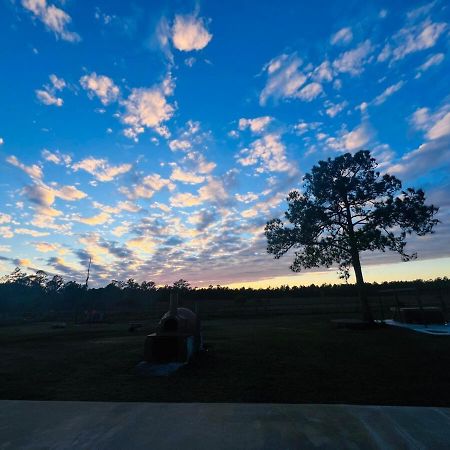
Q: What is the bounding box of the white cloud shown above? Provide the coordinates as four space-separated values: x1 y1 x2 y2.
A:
121 76 175 141
6 155 43 179
416 52 444 76
237 133 293 173
0 226 14 238
77 212 111 225
117 201 140 213
127 237 156 254
183 151 216 174
34 242 59 252
427 113 450 140
35 89 63 106
389 136 450 178
342 123 372 150
111 224 129 237
297 82 323 101
259 53 307 105
238 116 273 134
49 74 66 90
330 27 353 45
168 139 192 151
72 157 132 182
170 167 205 184
235 192 259 203
333 40 373 76
170 192 203 207
378 19 446 63
411 107 430 130
15 228 49 237
312 61 333 82
171 13 212 51
325 101 348 118
120 173 174 200
143 173 174 191
0 213 12 224
170 176 228 208
410 104 450 141
21 179 86 220
80 73 120 105
35 73 66 107
21 0 80 42
0 138 3 145
151 202 171 213
41 149 72 165
55 185 87 201
373 81 404 106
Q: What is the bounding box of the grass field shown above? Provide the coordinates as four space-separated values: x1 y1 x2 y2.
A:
1 314 450 406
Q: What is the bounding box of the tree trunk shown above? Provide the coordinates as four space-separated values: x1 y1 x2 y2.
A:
344 200 373 323
351 249 373 323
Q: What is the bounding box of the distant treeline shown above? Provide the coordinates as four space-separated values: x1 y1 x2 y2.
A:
0 267 449 316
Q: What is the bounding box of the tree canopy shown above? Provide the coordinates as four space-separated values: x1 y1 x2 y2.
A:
265 150 439 320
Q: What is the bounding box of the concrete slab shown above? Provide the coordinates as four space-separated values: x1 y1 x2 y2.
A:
1 401 449 449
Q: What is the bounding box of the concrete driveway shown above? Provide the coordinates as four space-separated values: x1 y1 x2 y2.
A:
1 401 449 449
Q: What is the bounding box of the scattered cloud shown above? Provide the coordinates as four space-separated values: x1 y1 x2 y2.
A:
49 74 66 90
34 242 59 252
389 135 450 178
297 82 323 101
325 100 348 117
235 192 259 203
6 155 43 180
170 166 205 184
15 227 49 237
0 213 12 224
373 81 404 106
72 157 132 182
121 75 175 141
238 116 273 134
343 122 372 150
171 13 212 51
259 53 307 105
237 133 293 173
35 74 66 107
41 149 72 165
416 53 444 77
410 104 450 140
21 0 81 42
333 40 373 76
169 139 191 151
120 173 174 200
427 113 450 140
36 88 63 106
378 14 446 63
80 73 120 105
77 212 111 225
330 27 353 45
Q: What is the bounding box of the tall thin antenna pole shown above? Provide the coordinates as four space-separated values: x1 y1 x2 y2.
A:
85 257 91 290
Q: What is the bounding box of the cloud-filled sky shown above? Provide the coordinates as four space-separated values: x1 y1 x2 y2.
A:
0 0 449 287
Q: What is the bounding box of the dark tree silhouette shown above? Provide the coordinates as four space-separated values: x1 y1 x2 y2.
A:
265 150 439 322
173 279 191 291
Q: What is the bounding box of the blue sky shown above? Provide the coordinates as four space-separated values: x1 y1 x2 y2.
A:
0 0 449 287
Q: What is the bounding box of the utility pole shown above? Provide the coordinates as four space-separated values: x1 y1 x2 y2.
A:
84 257 91 290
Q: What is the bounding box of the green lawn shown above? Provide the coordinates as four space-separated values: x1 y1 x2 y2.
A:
1 314 449 405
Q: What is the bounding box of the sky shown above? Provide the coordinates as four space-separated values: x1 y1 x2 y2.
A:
0 0 449 288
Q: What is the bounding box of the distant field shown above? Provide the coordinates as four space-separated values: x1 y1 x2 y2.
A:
1 313 450 406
